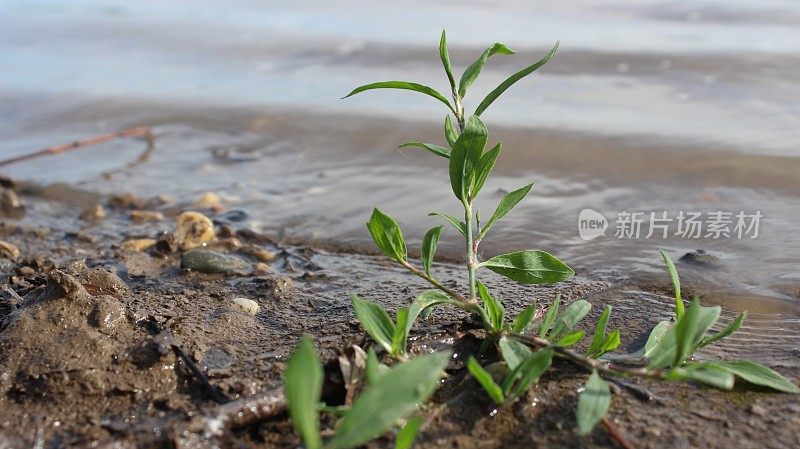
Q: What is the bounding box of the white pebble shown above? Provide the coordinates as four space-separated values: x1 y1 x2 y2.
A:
232 297 259 316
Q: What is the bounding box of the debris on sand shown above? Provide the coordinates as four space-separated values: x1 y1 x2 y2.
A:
174 211 216 250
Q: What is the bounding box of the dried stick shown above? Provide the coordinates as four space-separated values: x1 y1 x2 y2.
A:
602 417 636 449
201 388 287 436
0 127 154 168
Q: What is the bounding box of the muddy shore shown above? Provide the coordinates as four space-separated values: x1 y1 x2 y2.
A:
0 180 798 449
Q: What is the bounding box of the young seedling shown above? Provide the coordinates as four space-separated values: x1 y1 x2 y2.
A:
283 336 450 449
347 32 572 348
338 32 798 441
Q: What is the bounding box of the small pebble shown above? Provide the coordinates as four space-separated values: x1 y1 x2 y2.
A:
232 297 259 316
120 239 157 252
130 210 164 223
174 211 216 251
0 240 20 260
238 245 276 262
253 262 269 276
80 204 106 221
181 249 250 274
194 192 222 210
18 266 35 277
0 188 25 218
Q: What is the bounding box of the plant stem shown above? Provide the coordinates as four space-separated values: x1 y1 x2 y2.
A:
401 262 469 303
509 334 664 380
465 202 478 302
451 89 465 131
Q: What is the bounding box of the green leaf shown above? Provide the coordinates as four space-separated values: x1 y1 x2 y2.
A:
475 42 558 116
511 303 538 334
643 320 671 357
671 364 734 390
428 212 467 238
399 142 450 159
392 308 410 356
343 81 455 115
555 330 585 347
458 42 515 98
599 330 621 355
406 290 464 335
549 299 591 340
709 360 800 394
499 336 532 371
481 250 574 285
479 183 533 239
395 415 424 449
439 30 457 96
352 295 395 353
365 348 384 385
477 281 505 331
471 142 501 200
467 356 505 405
506 348 554 400
660 249 684 319
646 298 721 369
449 115 488 202
672 297 720 367
327 351 450 449
444 115 459 147
421 226 444 277
367 208 407 262
586 306 611 357
283 336 323 449
699 311 747 348
576 370 611 435
538 294 562 338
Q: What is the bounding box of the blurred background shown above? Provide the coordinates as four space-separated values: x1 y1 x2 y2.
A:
1 0 799 313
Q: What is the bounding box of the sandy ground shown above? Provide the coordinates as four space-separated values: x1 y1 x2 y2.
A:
0 180 798 449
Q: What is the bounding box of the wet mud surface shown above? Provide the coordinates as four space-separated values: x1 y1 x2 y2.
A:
0 182 798 449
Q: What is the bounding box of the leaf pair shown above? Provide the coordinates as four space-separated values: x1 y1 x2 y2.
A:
585 306 621 358
468 338 554 406
352 296 411 358
472 281 503 332
284 336 451 449
354 291 468 358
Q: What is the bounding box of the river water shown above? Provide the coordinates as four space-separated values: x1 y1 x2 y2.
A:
2 0 799 323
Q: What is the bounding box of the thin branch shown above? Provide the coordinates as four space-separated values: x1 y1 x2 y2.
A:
602 417 636 449
401 261 471 304
509 334 663 380
0 126 154 168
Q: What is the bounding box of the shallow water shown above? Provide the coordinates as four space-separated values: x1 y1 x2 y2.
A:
2 0 799 313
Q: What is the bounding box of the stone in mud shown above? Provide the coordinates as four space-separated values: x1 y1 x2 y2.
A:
107 192 146 210
238 244 276 262
253 262 270 276
181 249 251 274
174 211 216 250
194 192 222 210
0 240 20 260
680 249 720 267
90 296 127 331
80 204 106 221
120 238 157 252
231 297 259 316
84 268 131 297
130 209 164 223
0 188 24 219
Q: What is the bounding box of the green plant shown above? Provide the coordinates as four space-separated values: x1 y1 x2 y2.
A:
283 336 449 449
329 31 799 444
347 32 573 350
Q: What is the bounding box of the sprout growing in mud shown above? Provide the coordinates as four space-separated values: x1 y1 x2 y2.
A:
283 31 799 448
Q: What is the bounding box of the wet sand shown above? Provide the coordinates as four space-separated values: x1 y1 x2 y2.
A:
0 180 798 448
